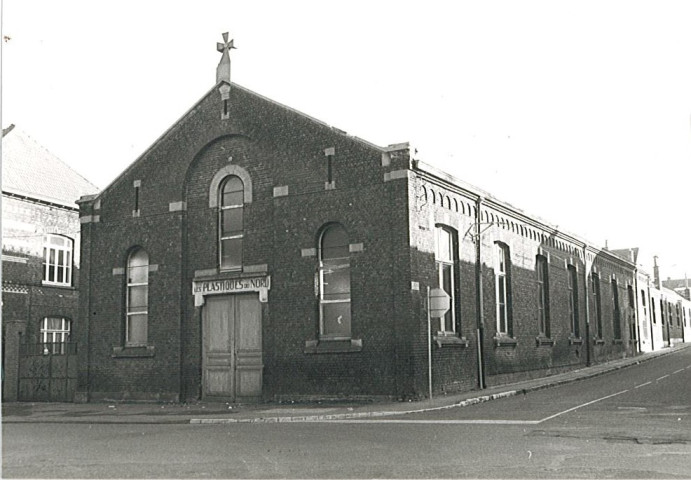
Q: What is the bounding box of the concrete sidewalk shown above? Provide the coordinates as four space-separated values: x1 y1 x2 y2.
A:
3 344 688 425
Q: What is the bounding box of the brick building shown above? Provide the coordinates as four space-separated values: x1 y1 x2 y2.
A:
2 125 98 401
76 37 654 403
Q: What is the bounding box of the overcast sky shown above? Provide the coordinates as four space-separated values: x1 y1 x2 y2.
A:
3 0 691 278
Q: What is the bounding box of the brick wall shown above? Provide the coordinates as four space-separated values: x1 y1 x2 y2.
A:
2 195 83 401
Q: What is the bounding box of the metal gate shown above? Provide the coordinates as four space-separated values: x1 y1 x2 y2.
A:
18 342 77 402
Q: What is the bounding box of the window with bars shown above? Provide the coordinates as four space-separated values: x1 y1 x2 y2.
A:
43 234 73 286
126 248 149 346
40 317 71 354
219 176 244 270
318 224 351 339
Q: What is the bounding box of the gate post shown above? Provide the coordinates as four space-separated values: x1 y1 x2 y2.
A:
2 323 23 402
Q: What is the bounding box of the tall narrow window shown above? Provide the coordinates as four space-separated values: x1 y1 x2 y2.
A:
651 298 657 324
628 286 637 342
133 179 141 217
219 176 244 270
660 299 665 325
593 273 603 338
536 255 550 337
319 224 351 339
495 243 512 336
568 265 579 337
612 278 622 340
126 248 149 346
40 317 71 354
43 235 73 286
435 226 458 334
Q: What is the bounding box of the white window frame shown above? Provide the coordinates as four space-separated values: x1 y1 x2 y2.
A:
495 243 510 335
434 226 456 334
219 175 244 271
126 249 149 346
318 224 351 340
40 317 71 354
43 234 73 286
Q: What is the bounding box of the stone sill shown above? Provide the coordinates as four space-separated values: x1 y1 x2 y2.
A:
433 334 469 348
112 345 156 358
612 338 624 345
569 336 584 345
535 336 555 347
40 281 76 290
304 338 362 354
594 338 606 345
494 335 518 347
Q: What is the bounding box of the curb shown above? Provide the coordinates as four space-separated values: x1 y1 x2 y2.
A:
190 346 684 424
3 345 684 425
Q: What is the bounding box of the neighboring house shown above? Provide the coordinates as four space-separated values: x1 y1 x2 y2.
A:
73 37 677 404
662 277 691 301
2 125 98 401
609 249 691 352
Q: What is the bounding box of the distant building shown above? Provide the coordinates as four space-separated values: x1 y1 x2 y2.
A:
2 125 98 401
73 37 677 404
662 277 691 301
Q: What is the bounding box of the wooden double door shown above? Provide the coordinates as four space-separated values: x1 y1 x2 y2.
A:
202 293 263 401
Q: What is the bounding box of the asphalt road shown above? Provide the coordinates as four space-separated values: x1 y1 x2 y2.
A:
3 348 691 479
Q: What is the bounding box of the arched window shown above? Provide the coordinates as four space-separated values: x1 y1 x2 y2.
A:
495 242 513 336
536 255 550 337
40 317 71 354
43 234 73 286
126 248 149 346
319 224 351 339
568 265 579 337
435 226 458 334
219 176 244 270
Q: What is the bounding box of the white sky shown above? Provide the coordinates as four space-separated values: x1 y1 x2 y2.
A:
2 0 691 278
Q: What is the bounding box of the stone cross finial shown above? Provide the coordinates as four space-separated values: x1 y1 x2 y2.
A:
216 32 236 84
217 32 236 54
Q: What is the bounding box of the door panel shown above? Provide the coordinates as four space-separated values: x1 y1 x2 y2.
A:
202 293 263 401
202 295 235 399
235 294 263 399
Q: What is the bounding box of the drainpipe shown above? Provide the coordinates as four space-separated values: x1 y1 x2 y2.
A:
633 269 642 355
583 245 591 367
475 197 485 389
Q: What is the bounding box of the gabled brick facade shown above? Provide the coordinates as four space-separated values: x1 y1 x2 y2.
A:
76 53 684 403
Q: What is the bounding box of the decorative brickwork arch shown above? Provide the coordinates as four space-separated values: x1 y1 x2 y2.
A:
208 164 253 208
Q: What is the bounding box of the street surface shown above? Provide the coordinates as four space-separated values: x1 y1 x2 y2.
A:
3 347 691 478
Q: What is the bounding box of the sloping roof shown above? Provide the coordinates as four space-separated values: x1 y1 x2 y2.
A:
609 248 639 263
662 278 690 290
2 125 98 207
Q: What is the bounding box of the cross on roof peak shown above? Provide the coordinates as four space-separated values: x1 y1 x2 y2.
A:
216 32 236 84
217 32 236 54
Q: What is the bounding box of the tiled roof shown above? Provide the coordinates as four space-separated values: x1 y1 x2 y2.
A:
662 278 690 290
2 125 98 207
